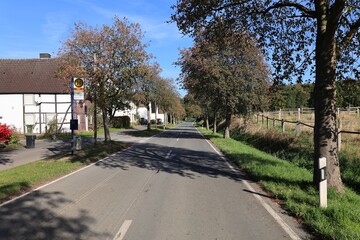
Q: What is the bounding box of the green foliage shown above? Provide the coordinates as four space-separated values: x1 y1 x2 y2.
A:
110 116 131 128
336 79 360 108
47 117 58 134
200 128 360 239
0 141 127 203
269 83 314 110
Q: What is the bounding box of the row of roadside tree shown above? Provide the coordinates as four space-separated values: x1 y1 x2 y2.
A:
56 16 185 141
171 1 360 194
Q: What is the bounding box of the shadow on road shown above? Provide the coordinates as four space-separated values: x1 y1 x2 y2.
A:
95 141 249 183
0 190 112 240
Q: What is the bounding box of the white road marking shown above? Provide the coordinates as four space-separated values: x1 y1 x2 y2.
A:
165 150 172 159
113 220 132 240
0 157 108 208
176 138 179 142
195 127 301 240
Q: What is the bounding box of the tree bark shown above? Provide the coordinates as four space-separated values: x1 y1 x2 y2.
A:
155 102 158 129
205 115 209 130
147 102 151 130
224 110 231 139
213 113 217 134
313 2 344 193
102 108 111 141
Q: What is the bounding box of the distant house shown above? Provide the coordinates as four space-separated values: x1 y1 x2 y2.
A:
115 102 165 124
0 53 89 134
136 102 165 123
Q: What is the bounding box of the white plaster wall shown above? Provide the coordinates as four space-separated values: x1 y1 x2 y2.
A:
137 107 148 120
114 102 139 123
0 94 23 132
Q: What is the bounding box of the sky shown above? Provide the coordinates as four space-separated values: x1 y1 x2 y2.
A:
0 0 192 96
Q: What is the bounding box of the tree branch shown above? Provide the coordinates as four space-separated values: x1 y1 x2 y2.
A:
262 2 316 18
338 17 360 54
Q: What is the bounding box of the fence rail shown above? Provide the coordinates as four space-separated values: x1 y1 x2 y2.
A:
256 110 360 152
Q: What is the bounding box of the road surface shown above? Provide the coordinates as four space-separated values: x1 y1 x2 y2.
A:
0 122 310 239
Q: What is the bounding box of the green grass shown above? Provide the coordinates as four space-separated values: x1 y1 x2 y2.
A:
231 124 360 194
199 128 360 240
0 141 128 203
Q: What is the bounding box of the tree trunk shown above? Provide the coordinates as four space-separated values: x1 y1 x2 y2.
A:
313 5 344 193
155 103 158 129
224 110 231 139
213 113 217 134
147 103 151 131
102 108 111 141
205 115 209 130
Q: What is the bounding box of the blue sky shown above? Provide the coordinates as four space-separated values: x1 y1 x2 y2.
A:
0 0 192 95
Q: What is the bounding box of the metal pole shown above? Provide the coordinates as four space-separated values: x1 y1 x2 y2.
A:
71 78 74 155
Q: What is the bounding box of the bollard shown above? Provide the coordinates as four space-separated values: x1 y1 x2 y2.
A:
319 157 327 208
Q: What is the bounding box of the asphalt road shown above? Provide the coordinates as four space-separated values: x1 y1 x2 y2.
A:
0 122 310 240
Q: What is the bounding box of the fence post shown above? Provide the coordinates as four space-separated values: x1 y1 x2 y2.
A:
337 108 340 117
296 121 301 136
357 108 359 117
296 108 301 136
266 116 269 129
273 118 276 128
262 114 264 125
282 119 285 133
337 119 342 152
279 109 282 119
256 114 259 123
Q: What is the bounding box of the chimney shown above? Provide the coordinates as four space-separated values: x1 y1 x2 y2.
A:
39 53 51 59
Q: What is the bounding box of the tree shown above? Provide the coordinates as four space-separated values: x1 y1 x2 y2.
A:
177 22 270 138
133 63 162 130
59 16 150 141
154 77 181 127
336 79 360 107
172 0 360 192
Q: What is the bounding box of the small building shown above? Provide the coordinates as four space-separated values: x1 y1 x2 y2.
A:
0 54 88 134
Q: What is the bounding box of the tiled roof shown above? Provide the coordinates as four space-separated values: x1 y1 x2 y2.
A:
0 58 68 94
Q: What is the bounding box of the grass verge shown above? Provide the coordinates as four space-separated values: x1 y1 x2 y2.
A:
0 141 128 204
199 128 360 240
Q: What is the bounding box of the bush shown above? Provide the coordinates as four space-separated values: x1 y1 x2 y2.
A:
110 116 130 128
0 123 12 143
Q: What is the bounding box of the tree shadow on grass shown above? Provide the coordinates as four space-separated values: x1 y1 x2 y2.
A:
0 182 31 201
0 190 112 239
226 152 315 203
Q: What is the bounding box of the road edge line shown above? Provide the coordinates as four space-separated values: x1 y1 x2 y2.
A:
195 127 301 240
0 150 124 208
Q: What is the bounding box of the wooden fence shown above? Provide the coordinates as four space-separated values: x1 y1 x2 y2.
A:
256 107 360 152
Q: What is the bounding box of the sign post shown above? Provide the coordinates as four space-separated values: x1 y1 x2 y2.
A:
70 78 84 154
319 157 327 208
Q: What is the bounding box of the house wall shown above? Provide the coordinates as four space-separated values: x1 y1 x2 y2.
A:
0 93 90 134
114 102 139 123
0 94 23 132
23 94 73 134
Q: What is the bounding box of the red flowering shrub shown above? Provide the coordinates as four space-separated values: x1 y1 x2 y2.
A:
0 123 12 143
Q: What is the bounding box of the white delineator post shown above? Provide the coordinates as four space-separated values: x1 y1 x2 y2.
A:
319 157 327 208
